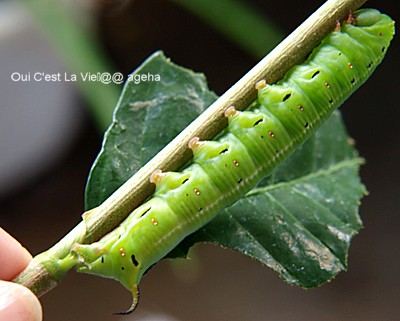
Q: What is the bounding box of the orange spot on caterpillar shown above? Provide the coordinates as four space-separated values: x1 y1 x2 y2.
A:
119 248 126 257
269 131 275 138
194 188 201 195
298 105 304 111
348 62 353 69
151 218 158 226
325 82 330 88
233 160 239 166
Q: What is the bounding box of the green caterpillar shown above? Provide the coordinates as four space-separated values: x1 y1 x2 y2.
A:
72 9 394 314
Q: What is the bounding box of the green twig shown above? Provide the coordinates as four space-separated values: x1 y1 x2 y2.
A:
14 0 367 297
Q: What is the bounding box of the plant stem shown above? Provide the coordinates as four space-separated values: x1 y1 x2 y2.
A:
14 0 367 297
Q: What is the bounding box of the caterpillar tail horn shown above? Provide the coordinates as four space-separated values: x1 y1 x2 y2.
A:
113 284 140 315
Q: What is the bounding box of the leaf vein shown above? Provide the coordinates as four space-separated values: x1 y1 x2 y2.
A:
247 157 364 196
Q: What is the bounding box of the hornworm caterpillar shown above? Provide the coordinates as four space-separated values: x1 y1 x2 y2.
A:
71 9 394 314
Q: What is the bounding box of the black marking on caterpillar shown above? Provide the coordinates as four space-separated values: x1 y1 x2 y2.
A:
131 254 139 267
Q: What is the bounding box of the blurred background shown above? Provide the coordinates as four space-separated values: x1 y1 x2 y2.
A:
0 0 399 320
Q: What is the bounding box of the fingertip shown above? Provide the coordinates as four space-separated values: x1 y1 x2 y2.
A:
0 281 42 321
0 228 32 280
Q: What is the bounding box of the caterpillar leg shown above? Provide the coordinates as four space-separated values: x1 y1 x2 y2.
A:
346 11 355 25
335 11 356 32
113 284 140 315
335 20 341 32
72 242 107 268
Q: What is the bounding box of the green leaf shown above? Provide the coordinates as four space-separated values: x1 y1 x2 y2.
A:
84 51 217 210
85 52 365 288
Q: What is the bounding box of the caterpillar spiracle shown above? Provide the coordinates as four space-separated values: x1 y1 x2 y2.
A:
71 9 394 314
